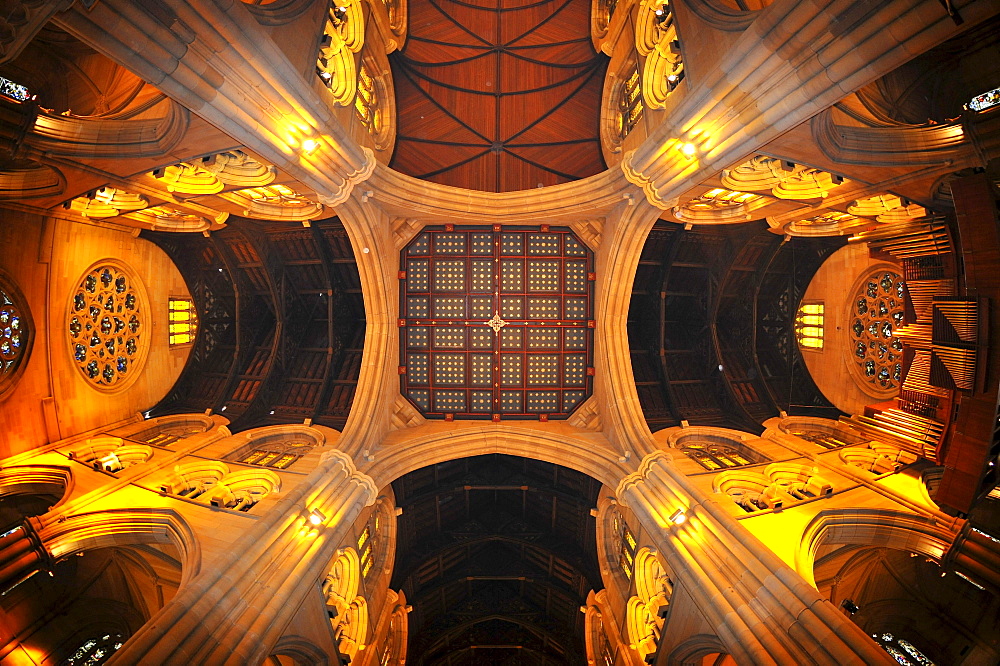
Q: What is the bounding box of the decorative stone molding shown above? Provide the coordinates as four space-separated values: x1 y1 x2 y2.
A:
567 395 602 430
0 162 63 199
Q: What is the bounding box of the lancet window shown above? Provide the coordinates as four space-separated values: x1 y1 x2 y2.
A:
874 633 934 666
613 510 637 580
966 86 1000 113
1 286 27 379
64 633 125 666
681 442 766 470
168 298 197 345
795 302 824 350
619 63 643 140
0 76 29 102
356 62 379 134
234 435 315 470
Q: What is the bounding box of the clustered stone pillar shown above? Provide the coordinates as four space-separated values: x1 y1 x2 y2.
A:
105 450 376 665
617 451 894 665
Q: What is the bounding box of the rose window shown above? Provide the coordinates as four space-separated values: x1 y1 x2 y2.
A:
0 275 31 400
68 262 148 390
849 269 904 391
1 291 26 375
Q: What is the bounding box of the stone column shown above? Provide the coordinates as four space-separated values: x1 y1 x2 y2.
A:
617 451 893 665
53 0 374 206
622 0 1000 209
103 449 377 665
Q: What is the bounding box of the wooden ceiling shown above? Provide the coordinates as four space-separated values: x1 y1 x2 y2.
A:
391 455 600 665
389 0 608 192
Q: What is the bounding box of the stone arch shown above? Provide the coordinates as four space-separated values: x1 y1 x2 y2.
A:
225 424 325 471
796 507 956 587
595 495 638 599
667 426 770 469
119 413 219 447
209 468 281 511
0 467 71 536
840 442 917 475
602 49 643 156
666 633 733 666
626 594 659 660
357 47 395 152
153 461 229 500
0 161 65 200
367 425 629 490
684 0 758 31
335 595 369 660
713 469 773 512
765 462 834 500
323 548 361 617
37 507 201 589
267 635 328 665
67 436 153 472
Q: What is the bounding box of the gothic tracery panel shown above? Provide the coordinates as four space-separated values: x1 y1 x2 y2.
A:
67 261 149 391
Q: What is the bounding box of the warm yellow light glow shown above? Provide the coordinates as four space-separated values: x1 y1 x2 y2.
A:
669 508 686 524
680 142 696 157
302 138 320 154
309 508 326 525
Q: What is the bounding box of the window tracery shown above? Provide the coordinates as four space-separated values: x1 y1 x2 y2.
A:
721 155 846 199
68 262 148 390
168 298 197 346
1 281 29 392
618 62 643 141
70 187 149 219
966 86 1000 113
230 432 318 470
849 269 903 392
674 187 769 223
795 302 823 350
873 632 934 666
355 62 380 135
636 1 684 109
63 633 125 666
0 75 30 102
611 509 637 580
681 441 766 470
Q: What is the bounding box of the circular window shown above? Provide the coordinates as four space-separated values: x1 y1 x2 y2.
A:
0 272 32 400
67 261 149 391
848 268 904 394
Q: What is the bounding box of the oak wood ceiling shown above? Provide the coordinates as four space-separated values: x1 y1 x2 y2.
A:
389 0 608 192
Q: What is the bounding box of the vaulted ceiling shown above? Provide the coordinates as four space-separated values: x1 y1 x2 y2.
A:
391 455 601 665
389 0 608 192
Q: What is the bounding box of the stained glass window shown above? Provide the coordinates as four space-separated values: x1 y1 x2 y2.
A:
0 75 30 102
62 633 125 666
850 269 903 391
168 298 197 345
613 511 637 580
400 225 594 419
619 63 643 140
966 86 1000 113
233 435 314 470
68 263 147 390
795 302 824 350
1 287 27 379
681 442 768 470
873 633 935 666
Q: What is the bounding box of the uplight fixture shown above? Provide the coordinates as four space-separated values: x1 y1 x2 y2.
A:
669 508 686 524
301 138 320 154
309 508 326 525
679 142 696 157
